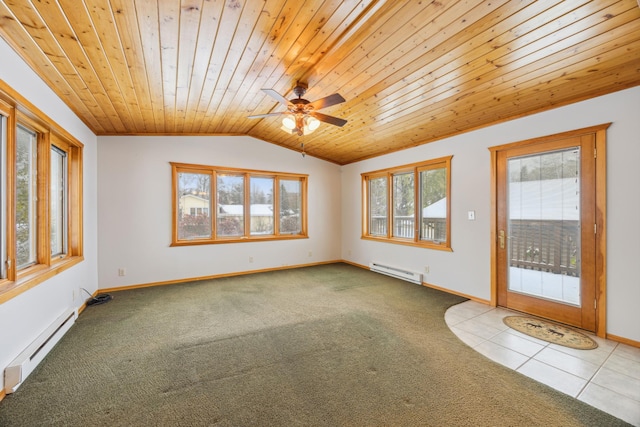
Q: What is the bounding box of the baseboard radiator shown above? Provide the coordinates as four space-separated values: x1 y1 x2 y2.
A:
369 262 423 285
4 309 77 394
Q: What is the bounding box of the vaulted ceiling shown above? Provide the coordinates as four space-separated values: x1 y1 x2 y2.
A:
1 0 639 164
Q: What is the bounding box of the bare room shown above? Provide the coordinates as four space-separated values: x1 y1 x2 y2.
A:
0 1 638 425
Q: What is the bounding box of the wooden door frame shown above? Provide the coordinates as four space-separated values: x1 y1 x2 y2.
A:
489 124 610 338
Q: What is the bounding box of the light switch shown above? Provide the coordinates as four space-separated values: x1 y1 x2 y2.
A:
468 210 475 220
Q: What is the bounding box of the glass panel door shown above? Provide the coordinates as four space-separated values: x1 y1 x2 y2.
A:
507 148 581 306
495 132 597 332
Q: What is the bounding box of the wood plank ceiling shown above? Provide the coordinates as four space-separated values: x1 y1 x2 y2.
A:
0 0 639 164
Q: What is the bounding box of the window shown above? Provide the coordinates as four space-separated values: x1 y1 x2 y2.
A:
16 125 38 268
392 171 414 239
217 173 244 237
0 82 83 304
177 170 212 240
362 156 452 250
250 176 274 235
279 179 302 234
368 176 387 236
0 113 6 280
50 145 68 257
172 163 307 245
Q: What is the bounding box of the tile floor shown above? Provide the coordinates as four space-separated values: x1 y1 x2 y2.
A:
445 300 640 426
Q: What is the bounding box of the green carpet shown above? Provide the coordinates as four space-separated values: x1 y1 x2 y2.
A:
0 263 629 426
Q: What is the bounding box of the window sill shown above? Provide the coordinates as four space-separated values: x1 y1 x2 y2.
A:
361 235 453 252
0 256 84 305
171 234 309 246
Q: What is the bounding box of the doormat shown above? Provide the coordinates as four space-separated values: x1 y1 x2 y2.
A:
503 316 598 350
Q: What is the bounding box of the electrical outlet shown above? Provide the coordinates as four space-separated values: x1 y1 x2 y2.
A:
424 266 430 274
118 268 126 276
249 257 254 263
308 251 312 257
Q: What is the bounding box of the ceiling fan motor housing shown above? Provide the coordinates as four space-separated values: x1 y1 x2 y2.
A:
290 83 311 114
293 82 308 98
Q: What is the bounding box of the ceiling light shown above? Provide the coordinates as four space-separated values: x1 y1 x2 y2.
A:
306 116 320 131
280 114 321 136
282 115 296 130
280 125 295 134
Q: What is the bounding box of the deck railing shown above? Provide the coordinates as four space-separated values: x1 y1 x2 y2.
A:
508 219 579 277
370 217 578 276
370 216 446 242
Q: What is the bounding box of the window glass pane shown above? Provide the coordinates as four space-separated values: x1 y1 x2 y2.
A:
279 179 301 234
392 172 414 238
507 148 581 305
16 125 37 269
420 167 447 242
217 174 244 237
250 176 274 235
178 172 211 239
368 177 387 236
51 146 67 256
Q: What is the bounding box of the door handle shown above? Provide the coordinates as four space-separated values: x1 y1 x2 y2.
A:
499 230 505 249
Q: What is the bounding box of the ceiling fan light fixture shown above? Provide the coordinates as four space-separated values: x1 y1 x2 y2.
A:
282 115 296 130
280 125 295 134
306 116 320 131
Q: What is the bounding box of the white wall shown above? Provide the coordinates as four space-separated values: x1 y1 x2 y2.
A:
341 86 640 342
0 38 99 391
97 135 342 288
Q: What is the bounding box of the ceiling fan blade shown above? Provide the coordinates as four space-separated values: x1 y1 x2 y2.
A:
261 88 291 106
311 112 347 127
307 93 346 110
247 112 284 119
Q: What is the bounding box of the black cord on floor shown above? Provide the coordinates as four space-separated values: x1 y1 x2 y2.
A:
81 287 113 306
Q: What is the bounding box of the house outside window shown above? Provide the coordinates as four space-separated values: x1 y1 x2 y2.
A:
172 163 307 245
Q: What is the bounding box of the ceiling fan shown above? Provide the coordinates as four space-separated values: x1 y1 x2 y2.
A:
248 82 347 136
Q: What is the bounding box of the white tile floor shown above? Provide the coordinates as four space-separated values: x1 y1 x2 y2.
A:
446 300 640 426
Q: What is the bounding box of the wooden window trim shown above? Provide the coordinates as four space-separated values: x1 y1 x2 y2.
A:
171 162 308 246
362 156 452 251
0 80 84 305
